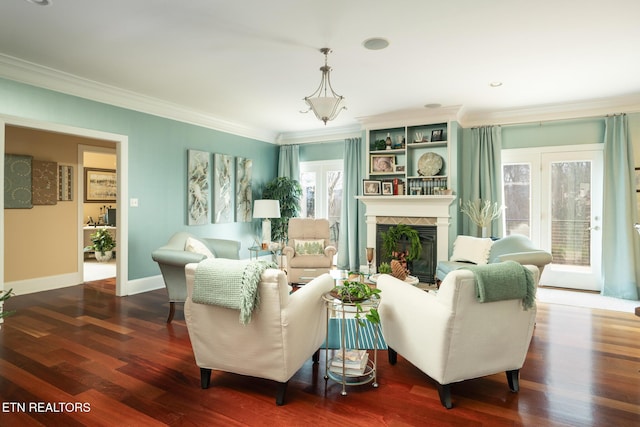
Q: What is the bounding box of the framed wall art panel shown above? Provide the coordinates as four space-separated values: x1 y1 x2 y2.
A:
187 149 210 225
213 153 234 224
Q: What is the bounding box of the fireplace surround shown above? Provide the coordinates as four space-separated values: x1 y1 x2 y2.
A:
357 195 456 283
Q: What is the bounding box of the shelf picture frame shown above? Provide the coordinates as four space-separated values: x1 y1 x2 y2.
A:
370 154 395 173
381 181 393 195
431 129 444 142
363 179 381 196
84 167 116 203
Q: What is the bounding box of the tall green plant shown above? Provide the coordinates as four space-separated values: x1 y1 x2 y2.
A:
262 176 302 243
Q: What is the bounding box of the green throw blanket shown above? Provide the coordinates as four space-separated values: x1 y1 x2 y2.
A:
192 258 277 324
463 261 535 310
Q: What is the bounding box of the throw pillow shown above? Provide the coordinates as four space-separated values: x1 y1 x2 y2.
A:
294 239 325 256
185 237 215 259
450 235 493 265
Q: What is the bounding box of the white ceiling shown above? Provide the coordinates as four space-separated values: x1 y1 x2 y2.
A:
1 0 640 143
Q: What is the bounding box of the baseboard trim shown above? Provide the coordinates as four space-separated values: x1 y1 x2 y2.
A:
126 274 164 296
6 272 83 296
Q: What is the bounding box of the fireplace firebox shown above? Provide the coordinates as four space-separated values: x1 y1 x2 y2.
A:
376 224 437 284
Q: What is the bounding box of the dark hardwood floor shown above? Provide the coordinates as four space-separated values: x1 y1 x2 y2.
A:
1 283 638 426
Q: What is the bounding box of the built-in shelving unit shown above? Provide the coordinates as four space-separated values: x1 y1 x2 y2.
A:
365 120 452 196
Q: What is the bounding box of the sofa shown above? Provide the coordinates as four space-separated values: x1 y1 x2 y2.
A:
378 264 539 408
151 232 241 322
435 234 552 282
184 263 334 405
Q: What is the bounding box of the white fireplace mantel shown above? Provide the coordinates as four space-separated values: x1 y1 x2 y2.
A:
356 195 457 263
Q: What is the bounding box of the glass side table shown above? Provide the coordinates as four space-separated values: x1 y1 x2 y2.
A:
322 291 380 396
248 245 283 268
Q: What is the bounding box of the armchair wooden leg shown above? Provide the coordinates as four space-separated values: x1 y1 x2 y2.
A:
275 381 288 406
506 369 520 392
312 349 320 364
437 383 453 409
166 302 175 324
388 347 398 365
200 368 212 389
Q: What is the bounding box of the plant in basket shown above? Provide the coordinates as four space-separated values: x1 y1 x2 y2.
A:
331 280 381 325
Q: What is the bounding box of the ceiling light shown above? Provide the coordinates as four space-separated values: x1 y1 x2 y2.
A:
489 82 503 87
24 0 51 5
302 48 346 125
363 38 389 50
424 103 442 109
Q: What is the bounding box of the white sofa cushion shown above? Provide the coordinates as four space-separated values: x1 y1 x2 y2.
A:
185 237 215 259
450 235 493 265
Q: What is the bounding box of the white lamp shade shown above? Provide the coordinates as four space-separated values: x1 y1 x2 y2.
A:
253 200 281 219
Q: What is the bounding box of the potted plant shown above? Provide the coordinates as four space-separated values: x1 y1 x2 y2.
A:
460 199 502 238
331 280 381 326
0 288 15 323
85 228 116 262
262 176 302 243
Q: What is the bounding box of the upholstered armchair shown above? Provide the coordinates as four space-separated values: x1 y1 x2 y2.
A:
151 232 240 322
282 218 337 284
377 264 539 409
184 263 334 405
436 234 551 282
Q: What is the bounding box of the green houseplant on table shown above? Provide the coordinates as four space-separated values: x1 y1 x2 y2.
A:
85 228 116 262
331 280 381 326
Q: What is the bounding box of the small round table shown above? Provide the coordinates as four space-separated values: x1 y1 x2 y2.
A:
322 291 381 396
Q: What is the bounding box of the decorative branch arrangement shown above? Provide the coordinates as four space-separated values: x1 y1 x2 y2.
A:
460 199 503 228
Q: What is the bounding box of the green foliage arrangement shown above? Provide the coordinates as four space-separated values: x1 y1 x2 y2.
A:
0 288 15 320
84 228 116 255
378 262 391 274
262 177 302 243
331 280 381 325
380 223 422 262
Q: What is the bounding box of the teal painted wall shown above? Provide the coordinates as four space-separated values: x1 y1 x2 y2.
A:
299 140 344 162
501 118 605 149
0 78 278 280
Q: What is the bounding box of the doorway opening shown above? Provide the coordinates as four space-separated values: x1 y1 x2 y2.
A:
2 117 128 296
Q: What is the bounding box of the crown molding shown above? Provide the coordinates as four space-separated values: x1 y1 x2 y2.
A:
357 105 464 129
460 95 640 127
276 123 363 145
0 54 279 143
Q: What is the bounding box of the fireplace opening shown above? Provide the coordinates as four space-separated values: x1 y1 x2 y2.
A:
376 224 437 284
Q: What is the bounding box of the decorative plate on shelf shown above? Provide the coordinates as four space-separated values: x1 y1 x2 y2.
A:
417 152 443 176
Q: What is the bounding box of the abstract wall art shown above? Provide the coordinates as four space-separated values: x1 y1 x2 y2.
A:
32 160 58 205
4 153 33 209
187 149 210 225
235 157 252 222
213 153 234 223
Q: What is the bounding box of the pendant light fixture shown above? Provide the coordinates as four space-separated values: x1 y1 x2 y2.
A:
302 48 346 125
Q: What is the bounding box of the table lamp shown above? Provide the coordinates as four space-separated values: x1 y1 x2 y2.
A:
253 200 281 249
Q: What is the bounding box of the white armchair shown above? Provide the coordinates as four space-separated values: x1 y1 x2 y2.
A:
184 263 334 405
377 265 539 409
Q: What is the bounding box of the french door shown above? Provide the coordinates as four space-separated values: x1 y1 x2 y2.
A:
299 160 343 247
502 145 603 290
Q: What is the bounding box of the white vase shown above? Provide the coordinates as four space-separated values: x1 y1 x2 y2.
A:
94 250 113 262
481 227 489 238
